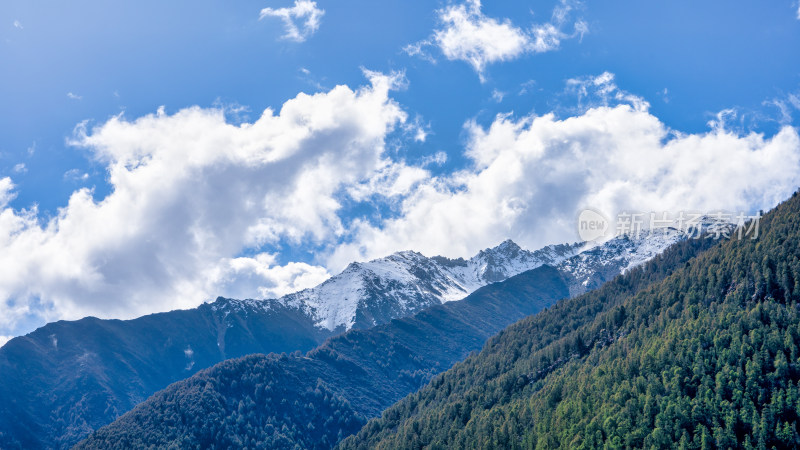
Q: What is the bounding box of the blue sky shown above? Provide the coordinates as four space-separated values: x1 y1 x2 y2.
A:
1 0 800 340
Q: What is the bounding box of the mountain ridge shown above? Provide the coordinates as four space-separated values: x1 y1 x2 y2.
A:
75 220 726 449
1 223 727 449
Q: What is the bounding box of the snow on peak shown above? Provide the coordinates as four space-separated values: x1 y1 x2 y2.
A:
273 239 584 331
557 218 737 296
233 223 717 333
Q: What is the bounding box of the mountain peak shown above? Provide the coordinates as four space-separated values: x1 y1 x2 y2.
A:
485 239 520 252
496 239 521 251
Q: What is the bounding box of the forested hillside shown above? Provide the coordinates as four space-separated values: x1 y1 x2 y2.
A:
76 224 721 449
0 298 331 449
76 266 572 449
341 191 800 449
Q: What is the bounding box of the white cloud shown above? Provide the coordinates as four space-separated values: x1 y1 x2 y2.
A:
408 0 586 80
260 0 324 43
400 114 429 143
766 91 800 125
346 162 430 203
63 169 89 182
518 79 537 95
328 95 800 269
0 72 409 337
12 20 23 30
67 92 82 100
421 151 447 167
433 0 530 76
6 70 800 341
565 71 650 112
0 178 16 208
491 89 505 103
297 66 327 91
12 163 26 174
791 93 800 110
212 253 331 299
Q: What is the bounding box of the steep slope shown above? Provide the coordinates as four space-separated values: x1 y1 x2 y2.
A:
0 240 581 449
556 226 686 296
74 265 569 449
340 194 800 449
76 230 720 449
0 298 331 450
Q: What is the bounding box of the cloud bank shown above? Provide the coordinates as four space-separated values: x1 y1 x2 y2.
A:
329 103 800 268
260 0 325 42
0 72 409 336
1 72 799 339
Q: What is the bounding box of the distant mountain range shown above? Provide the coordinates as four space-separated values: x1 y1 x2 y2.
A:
0 223 721 449
75 224 728 449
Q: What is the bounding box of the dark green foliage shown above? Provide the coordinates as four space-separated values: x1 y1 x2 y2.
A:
76 266 572 449
0 298 334 449
77 354 366 450
340 191 800 449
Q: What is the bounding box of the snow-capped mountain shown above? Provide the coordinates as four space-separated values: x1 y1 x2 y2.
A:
213 216 738 334
0 214 742 449
556 227 686 296
557 217 738 296
280 240 583 331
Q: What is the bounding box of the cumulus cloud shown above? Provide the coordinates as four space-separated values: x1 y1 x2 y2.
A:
13 20 23 30
328 93 800 268
212 253 331 300
0 72 409 337
67 92 82 100
260 0 324 42
12 163 26 174
407 0 586 80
